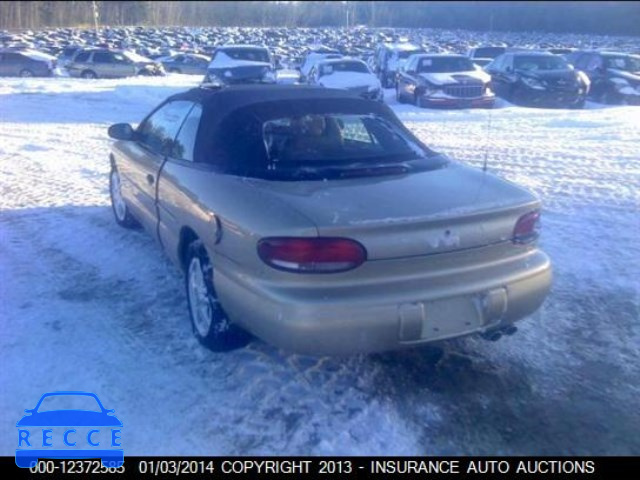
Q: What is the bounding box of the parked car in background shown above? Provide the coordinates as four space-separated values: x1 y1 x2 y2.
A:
298 50 342 83
565 51 640 105
307 57 383 101
486 51 590 108
203 44 275 85
0 48 56 77
57 45 82 68
106 85 551 355
396 53 495 108
467 45 507 67
66 48 164 79
373 42 424 88
159 53 211 75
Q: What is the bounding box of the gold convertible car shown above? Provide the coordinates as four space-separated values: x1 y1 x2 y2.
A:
108 85 551 355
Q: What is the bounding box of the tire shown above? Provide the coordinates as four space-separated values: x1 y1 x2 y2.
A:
185 240 252 351
109 166 139 229
81 69 97 79
168 67 180 74
19 69 34 78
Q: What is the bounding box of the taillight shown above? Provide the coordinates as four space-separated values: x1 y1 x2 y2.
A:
257 237 367 273
512 211 540 245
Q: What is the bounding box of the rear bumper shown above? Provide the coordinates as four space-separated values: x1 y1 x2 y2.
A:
215 246 552 355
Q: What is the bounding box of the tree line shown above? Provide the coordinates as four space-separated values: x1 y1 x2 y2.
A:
0 1 638 36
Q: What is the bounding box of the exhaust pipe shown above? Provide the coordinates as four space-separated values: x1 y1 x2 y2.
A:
480 325 517 342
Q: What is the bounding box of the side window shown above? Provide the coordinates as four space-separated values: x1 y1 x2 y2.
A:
341 117 374 144
93 52 112 63
74 51 90 63
3 53 21 62
171 104 202 162
137 101 195 156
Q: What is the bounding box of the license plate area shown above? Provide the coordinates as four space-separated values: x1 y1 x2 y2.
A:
420 296 482 339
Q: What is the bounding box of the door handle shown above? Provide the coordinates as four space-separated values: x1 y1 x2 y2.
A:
146 174 155 185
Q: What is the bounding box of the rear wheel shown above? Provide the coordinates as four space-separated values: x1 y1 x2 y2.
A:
169 67 180 74
19 69 34 78
81 69 97 79
185 241 252 351
109 166 139 229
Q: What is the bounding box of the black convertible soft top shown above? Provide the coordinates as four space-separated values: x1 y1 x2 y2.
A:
164 85 430 173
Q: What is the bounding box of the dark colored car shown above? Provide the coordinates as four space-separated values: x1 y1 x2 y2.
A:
396 54 494 108
0 48 56 77
486 51 590 108
565 51 640 105
15 392 123 468
203 45 276 85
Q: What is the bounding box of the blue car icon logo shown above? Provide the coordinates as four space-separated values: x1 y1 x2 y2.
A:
16 391 123 468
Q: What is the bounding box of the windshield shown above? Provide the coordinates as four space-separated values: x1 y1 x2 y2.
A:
417 57 474 73
219 48 269 63
261 113 439 180
514 55 570 71
603 55 640 72
319 61 369 76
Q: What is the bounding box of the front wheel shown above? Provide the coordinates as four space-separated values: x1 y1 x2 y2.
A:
185 241 252 351
81 69 97 79
109 166 139 229
19 69 34 78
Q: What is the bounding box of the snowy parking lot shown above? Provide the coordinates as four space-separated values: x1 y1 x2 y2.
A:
1 76 639 455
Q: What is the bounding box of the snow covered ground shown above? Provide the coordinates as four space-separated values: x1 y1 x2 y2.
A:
1 75 639 455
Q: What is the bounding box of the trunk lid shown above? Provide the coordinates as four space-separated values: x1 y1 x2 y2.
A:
249 163 539 260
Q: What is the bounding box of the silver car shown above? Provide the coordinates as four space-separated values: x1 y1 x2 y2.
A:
107 85 552 355
160 53 211 75
67 48 164 79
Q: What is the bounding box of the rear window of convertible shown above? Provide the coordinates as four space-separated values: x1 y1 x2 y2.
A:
257 113 441 180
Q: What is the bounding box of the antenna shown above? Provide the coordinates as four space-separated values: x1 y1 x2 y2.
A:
483 11 495 173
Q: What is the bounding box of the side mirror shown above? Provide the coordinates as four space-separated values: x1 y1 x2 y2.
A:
108 123 134 141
